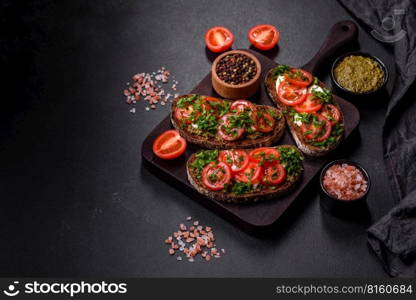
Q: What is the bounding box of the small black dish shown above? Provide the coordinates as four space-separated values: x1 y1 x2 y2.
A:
319 159 371 218
330 51 388 99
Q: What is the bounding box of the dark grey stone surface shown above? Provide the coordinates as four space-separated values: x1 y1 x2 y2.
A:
0 0 395 277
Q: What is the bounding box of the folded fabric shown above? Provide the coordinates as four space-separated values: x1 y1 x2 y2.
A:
368 189 416 277
338 0 416 277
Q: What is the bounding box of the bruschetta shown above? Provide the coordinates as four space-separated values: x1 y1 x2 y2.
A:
171 94 285 149
265 65 344 156
186 145 304 203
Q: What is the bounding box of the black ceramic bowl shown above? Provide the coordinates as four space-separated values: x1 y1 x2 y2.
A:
330 51 388 97
319 159 371 218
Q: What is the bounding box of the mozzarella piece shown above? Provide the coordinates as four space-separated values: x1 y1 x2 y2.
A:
308 84 325 94
293 113 303 126
275 75 285 94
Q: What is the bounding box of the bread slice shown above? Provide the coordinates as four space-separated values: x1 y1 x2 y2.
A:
264 68 344 157
171 94 285 150
186 145 303 204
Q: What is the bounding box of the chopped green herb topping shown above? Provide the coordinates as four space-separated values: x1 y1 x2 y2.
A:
191 150 219 176
279 147 304 179
272 65 290 79
177 95 198 108
312 87 333 104
230 182 253 195
227 111 254 131
194 113 218 135
292 111 313 124
311 123 344 148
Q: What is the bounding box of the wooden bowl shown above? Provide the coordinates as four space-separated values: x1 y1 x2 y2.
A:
211 50 261 100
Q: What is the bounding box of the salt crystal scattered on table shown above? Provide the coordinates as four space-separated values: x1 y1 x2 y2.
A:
122 66 179 112
163 217 225 263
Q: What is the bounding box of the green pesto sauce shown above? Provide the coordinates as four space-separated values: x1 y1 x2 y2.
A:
334 55 384 93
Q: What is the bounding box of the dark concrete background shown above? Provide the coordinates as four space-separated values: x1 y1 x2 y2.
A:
0 0 395 277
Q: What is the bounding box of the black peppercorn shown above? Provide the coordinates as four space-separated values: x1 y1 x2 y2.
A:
216 53 257 85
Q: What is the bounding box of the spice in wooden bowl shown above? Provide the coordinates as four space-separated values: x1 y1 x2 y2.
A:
216 53 257 85
211 50 261 99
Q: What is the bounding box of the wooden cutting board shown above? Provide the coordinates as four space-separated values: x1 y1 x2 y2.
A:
142 21 360 234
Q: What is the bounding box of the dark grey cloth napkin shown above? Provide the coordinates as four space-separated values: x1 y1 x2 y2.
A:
338 0 416 277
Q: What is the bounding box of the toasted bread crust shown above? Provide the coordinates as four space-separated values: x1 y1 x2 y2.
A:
171 94 285 150
264 69 344 157
186 145 303 204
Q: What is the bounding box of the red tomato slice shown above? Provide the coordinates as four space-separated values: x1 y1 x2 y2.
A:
205 27 234 53
230 100 255 113
262 161 286 185
230 100 258 131
300 114 332 142
234 162 263 184
203 96 223 106
218 113 245 141
249 148 280 165
174 106 195 124
202 162 231 191
284 68 313 87
202 96 223 115
152 130 187 160
321 104 341 126
294 93 323 113
278 81 307 106
256 111 275 133
248 24 280 51
219 150 249 173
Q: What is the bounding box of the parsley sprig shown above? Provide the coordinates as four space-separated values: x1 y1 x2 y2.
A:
272 65 290 79
312 87 333 104
279 147 304 179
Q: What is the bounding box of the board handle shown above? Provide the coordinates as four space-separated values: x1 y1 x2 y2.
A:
302 20 358 74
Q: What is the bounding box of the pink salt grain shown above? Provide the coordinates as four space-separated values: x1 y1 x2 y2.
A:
323 163 368 201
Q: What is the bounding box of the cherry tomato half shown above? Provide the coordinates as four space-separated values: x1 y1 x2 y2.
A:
278 81 307 106
202 162 231 191
248 24 280 51
205 26 234 53
219 150 250 173
262 161 286 185
294 93 323 113
234 162 263 184
152 130 187 160
285 69 313 87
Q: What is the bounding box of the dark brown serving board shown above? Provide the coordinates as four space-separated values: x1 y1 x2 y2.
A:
142 21 360 234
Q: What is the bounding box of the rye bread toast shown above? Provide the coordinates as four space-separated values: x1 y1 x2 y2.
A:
171 94 285 150
186 145 303 204
265 68 344 156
